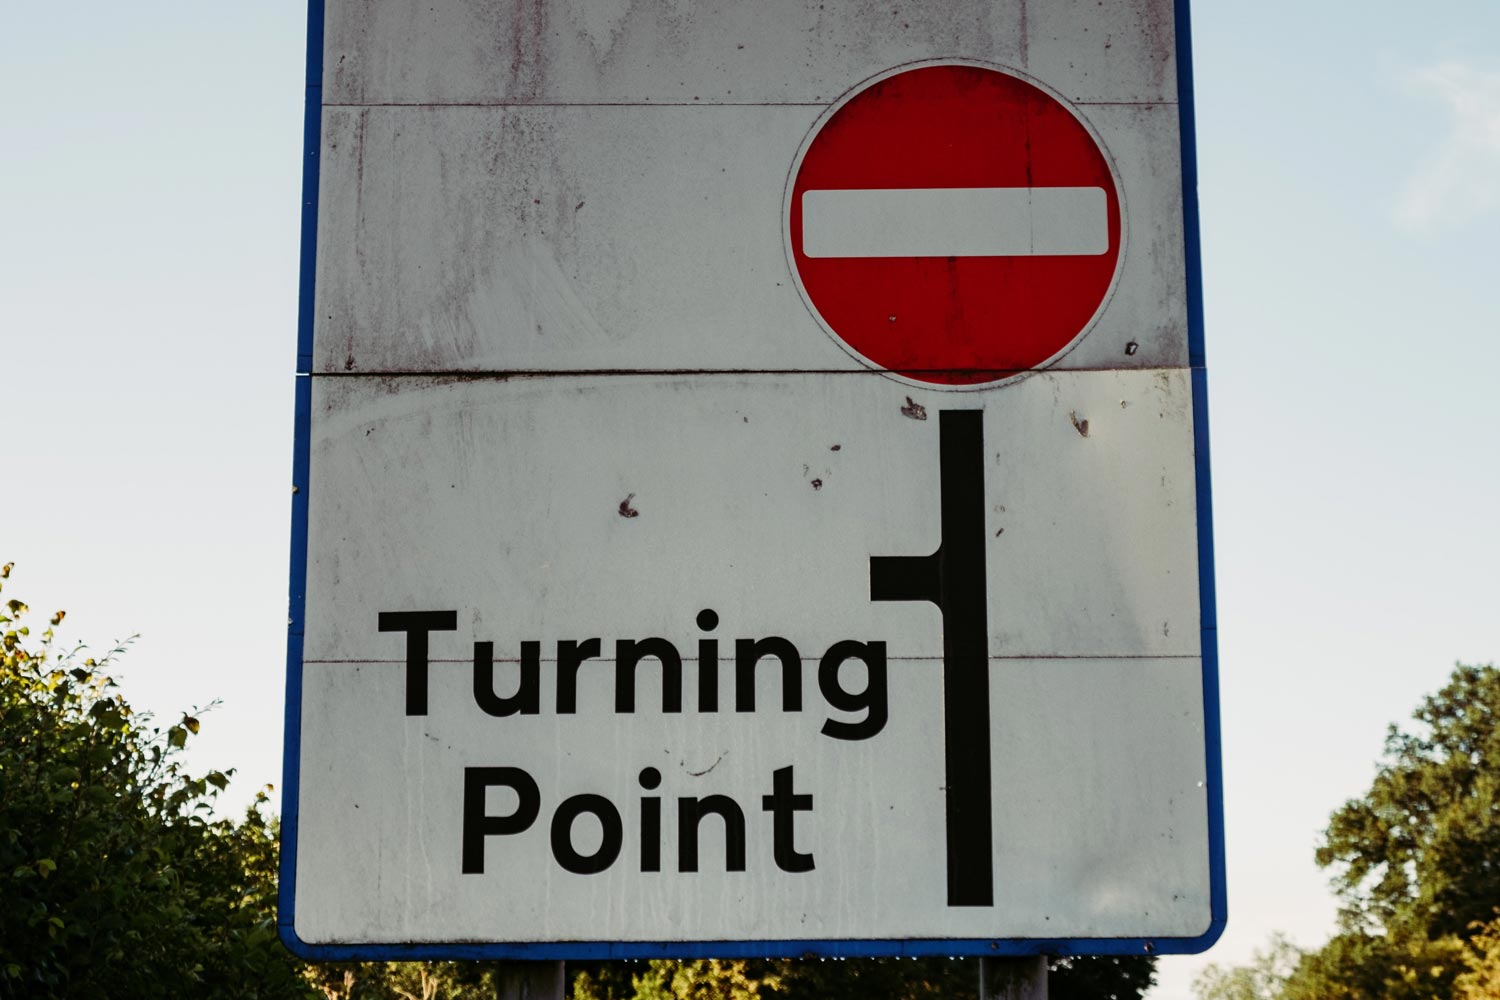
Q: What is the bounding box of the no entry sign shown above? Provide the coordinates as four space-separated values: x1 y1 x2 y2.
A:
787 62 1123 385
282 0 1224 962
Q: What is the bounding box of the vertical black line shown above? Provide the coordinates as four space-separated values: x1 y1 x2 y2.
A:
870 410 993 906
937 411 993 907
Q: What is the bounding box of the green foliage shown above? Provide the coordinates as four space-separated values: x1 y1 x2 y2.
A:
1278 929 1464 1000
1048 955 1157 1000
1455 914 1500 1000
630 959 786 1000
1318 663 1500 940
306 961 536 999
779 956 974 1000
0 564 315 1000
570 954 1154 1000
1193 663 1500 1000
1192 933 1302 1000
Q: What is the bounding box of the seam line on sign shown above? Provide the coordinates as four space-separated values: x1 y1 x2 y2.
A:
303 654 1203 665
321 100 1178 109
306 366 1196 378
327 101 831 108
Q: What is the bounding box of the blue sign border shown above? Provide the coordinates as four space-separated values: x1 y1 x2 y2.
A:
279 0 1225 961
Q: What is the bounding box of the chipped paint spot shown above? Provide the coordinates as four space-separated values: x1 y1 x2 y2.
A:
900 397 928 421
617 493 639 518
1069 411 1090 437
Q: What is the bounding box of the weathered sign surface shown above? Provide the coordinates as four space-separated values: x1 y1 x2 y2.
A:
282 0 1224 959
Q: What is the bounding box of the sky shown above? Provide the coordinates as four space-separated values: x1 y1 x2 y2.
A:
3 2 1498 998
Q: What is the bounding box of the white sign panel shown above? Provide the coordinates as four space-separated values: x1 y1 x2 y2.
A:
282 0 1225 960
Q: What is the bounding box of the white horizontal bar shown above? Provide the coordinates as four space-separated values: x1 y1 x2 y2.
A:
801 186 1109 258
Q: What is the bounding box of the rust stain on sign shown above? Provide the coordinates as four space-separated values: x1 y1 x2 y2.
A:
617 493 640 518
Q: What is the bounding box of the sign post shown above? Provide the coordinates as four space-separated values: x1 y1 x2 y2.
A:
282 0 1223 965
981 957 1049 1000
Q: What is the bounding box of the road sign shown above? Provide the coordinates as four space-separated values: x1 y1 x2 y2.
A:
788 62 1123 384
282 0 1224 961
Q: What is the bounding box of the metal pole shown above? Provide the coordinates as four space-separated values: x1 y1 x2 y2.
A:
979 956 1047 1000
493 961 567 1000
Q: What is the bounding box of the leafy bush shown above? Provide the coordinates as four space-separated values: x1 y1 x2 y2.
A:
0 562 313 999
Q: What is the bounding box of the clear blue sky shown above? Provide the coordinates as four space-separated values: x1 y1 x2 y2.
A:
3 3 1497 998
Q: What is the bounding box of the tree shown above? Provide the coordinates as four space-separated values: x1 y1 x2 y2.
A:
0 563 315 1000
629 960 786 1000
1048 955 1157 1000
1317 664 1500 941
1456 915 1500 1000
1193 663 1500 1000
570 954 1154 1000
306 960 551 1000
1280 930 1465 1000
1192 934 1302 1000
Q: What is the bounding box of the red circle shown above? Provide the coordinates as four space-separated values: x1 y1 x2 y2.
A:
788 63 1122 386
